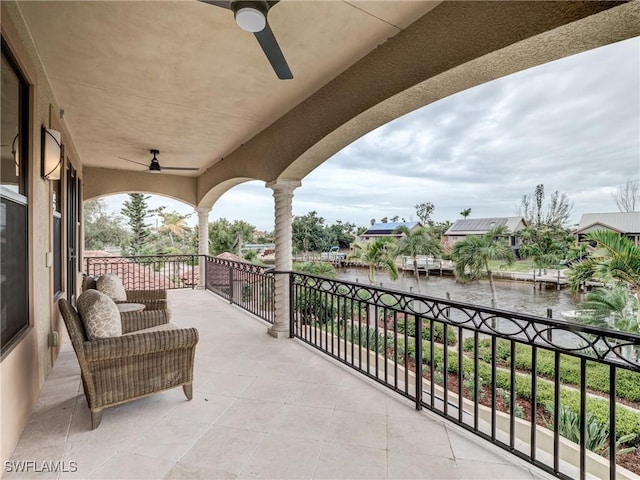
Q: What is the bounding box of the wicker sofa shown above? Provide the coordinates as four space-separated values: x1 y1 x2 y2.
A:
82 274 168 303
58 298 198 429
82 274 171 328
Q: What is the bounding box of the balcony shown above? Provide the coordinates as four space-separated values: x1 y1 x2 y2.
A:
7 288 555 480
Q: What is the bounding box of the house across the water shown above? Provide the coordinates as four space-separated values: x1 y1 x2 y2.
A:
443 217 527 253
574 212 640 245
357 221 422 243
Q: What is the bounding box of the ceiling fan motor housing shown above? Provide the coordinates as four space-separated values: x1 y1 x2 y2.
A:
149 149 161 172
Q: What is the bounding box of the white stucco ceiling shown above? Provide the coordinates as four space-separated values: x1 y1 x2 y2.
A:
16 0 440 175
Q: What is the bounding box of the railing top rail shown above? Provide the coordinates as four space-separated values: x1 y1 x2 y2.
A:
291 271 640 370
291 271 640 342
86 254 198 260
203 255 273 274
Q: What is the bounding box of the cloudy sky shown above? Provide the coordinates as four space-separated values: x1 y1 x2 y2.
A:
106 37 639 231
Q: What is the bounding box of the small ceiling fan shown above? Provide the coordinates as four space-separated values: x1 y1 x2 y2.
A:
200 0 293 80
118 150 199 173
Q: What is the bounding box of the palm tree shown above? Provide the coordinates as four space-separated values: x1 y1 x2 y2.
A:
395 226 443 286
348 237 398 284
157 210 191 247
576 285 638 360
577 286 638 333
568 230 640 331
460 208 472 218
451 226 515 307
294 261 337 279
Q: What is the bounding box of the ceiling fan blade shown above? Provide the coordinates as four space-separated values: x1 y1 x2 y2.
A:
117 156 149 167
160 166 200 171
254 23 293 80
199 0 232 10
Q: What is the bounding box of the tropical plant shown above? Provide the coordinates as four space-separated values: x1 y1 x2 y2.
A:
577 285 638 334
294 261 337 279
568 230 640 332
394 225 443 285
517 222 572 273
153 207 192 247
348 237 398 284
451 226 515 307
544 404 611 453
460 208 472 218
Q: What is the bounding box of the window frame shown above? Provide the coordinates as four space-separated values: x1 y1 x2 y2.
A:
1 37 31 358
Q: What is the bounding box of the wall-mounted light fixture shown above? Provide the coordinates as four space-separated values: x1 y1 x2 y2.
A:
42 127 63 180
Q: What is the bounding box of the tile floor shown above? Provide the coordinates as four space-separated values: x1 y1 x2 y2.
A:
5 289 556 480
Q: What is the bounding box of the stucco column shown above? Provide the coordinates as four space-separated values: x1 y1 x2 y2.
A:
266 179 301 338
196 207 211 289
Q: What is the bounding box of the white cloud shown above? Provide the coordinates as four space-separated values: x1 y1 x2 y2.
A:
103 37 640 231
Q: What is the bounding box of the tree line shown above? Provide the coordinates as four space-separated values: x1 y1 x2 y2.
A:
85 181 636 266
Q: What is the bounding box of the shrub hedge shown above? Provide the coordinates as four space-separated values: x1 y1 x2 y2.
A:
462 338 640 403
427 341 640 443
397 318 457 346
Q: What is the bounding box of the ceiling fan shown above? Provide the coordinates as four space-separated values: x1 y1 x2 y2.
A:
200 0 293 80
118 150 199 173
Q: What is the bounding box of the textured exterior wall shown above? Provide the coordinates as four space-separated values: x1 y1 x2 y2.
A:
0 1 83 468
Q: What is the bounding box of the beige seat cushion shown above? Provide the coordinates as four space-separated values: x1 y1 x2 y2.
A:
77 290 122 340
124 323 178 335
96 273 127 302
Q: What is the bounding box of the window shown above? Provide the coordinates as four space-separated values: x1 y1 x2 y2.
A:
53 174 62 298
1 39 30 355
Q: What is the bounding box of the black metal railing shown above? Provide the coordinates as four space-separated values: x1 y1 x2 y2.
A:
85 255 199 290
203 255 275 324
290 272 640 480
81 255 640 479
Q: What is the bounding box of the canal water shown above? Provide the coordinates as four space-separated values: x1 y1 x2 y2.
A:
336 267 581 320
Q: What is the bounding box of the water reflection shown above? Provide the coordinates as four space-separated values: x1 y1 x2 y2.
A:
336 268 581 319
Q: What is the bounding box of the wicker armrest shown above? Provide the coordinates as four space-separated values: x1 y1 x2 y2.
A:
83 327 199 361
137 299 171 312
120 309 171 333
126 289 167 302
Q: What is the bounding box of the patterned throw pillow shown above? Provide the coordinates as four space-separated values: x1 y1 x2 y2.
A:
96 273 127 302
77 290 122 340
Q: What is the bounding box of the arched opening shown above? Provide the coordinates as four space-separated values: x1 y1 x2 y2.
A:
287 37 638 229
83 193 197 256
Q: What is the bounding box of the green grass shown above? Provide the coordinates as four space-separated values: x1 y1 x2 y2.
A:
487 260 533 273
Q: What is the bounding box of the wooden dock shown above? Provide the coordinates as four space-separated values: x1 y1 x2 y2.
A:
292 254 570 289
398 257 455 277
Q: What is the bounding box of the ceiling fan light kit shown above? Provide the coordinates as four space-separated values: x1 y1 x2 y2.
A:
201 0 293 80
234 2 266 32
